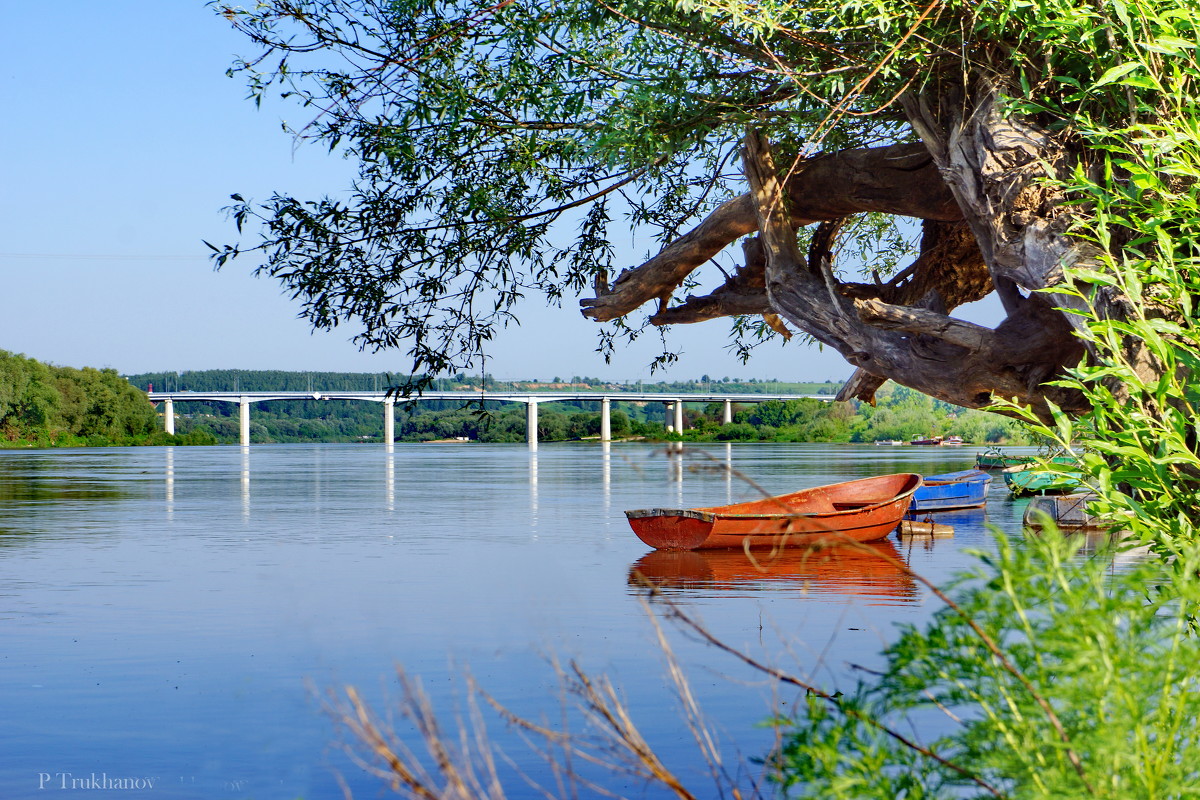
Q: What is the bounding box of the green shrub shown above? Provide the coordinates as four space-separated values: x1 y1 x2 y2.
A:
771 532 1200 798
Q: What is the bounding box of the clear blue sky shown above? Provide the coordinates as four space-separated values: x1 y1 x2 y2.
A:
1 4 992 384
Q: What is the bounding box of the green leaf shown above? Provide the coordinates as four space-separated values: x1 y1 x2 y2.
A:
1094 61 1143 87
1143 35 1198 55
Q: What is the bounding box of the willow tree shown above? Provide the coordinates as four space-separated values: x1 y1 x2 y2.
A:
215 1 1200 518
213 4 1200 794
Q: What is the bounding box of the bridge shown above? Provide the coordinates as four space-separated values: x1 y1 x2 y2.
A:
146 390 835 447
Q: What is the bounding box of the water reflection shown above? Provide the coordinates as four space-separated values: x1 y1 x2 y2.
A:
241 446 251 518
669 441 684 488
0 455 135 542
165 447 175 518
906 507 987 527
725 442 733 503
898 508 987 555
627 539 919 604
1027 528 1154 567
529 449 539 522
385 451 395 511
0 457 129 504
602 442 611 516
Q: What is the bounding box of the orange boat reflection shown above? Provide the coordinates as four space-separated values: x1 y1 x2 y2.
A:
628 539 919 603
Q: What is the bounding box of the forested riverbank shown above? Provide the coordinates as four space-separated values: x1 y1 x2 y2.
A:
0 350 179 447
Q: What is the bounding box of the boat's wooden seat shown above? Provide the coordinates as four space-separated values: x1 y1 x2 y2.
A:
833 499 881 510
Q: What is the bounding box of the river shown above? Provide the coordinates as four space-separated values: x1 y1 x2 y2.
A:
0 442 1041 799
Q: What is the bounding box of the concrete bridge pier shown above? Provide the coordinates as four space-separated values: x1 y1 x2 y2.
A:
239 397 251 447
384 398 395 447
722 399 732 425
673 399 684 434
164 398 175 435
600 397 611 442
526 399 539 450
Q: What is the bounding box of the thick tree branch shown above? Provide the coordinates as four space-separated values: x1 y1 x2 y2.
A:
853 298 991 350
648 236 772 324
836 370 888 405
580 143 960 322
745 129 859 348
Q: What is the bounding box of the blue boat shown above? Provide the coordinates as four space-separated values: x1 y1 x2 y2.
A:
908 469 992 514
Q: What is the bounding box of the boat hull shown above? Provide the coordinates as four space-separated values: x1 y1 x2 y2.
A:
976 454 1032 470
626 473 921 550
909 469 991 513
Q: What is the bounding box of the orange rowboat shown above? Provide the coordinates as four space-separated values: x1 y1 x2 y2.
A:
625 473 922 550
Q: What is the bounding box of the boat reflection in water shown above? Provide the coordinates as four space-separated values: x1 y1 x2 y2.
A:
627 539 919 604
898 508 986 553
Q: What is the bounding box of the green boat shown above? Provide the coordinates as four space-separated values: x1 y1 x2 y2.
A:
975 448 1034 470
977 447 1080 471
1001 462 1084 497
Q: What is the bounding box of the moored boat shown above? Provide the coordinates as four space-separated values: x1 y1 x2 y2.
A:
1023 493 1108 530
942 435 964 446
975 447 1034 470
908 468 991 513
625 473 922 550
976 449 1077 471
909 434 943 446
1002 462 1083 497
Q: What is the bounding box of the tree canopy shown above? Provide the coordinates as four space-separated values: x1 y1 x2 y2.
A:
212 0 1198 424
0 350 160 446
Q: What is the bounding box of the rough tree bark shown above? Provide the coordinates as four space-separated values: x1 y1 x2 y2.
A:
580 82 1094 420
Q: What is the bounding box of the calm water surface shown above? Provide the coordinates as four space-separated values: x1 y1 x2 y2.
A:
0 443 1044 799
